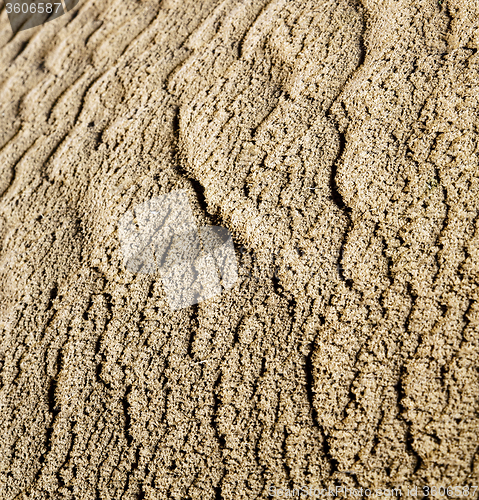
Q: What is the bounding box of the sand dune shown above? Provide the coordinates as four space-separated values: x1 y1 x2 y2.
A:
0 0 478 497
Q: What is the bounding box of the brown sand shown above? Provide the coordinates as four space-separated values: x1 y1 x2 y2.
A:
0 0 478 497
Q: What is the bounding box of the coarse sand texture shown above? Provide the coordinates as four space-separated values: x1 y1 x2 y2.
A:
0 0 478 498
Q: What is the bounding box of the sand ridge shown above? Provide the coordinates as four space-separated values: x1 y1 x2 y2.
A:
0 0 478 497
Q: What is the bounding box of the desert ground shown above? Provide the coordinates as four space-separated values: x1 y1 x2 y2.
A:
0 0 478 498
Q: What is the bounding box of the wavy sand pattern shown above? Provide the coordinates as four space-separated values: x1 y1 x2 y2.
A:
0 0 478 497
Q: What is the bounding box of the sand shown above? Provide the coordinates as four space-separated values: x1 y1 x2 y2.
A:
0 0 478 497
